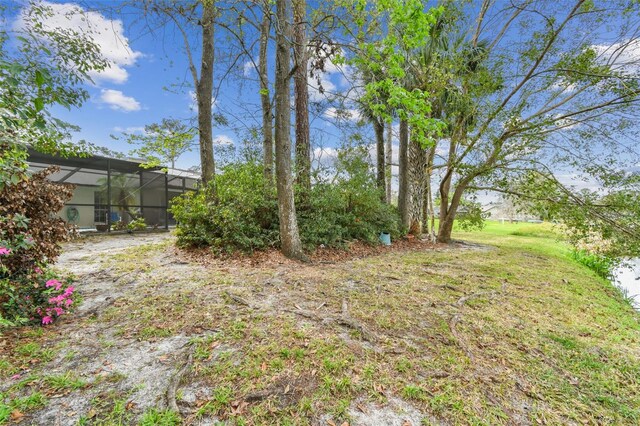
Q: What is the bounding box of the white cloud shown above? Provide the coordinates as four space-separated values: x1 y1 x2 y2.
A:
243 60 258 77
552 114 580 131
16 1 142 84
188 90 217 111
113 126 145 134
307 44 352 102
100 89 141 112
213 135 234 146
309 72 337 102
593 39 640 75
323 107 362 122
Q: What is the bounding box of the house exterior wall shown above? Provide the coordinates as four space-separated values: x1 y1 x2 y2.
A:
57 186 96 229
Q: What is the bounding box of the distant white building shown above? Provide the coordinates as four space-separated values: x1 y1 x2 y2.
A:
484 199 540 223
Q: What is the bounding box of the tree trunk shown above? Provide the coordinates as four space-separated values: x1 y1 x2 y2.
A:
422 145 436 239
385 120 392 203
197 1 216 187
437 182 467 243
275 0 305 260
398 119 410 229
259 7 273 183
293 0 310 191
374 118 385 200
408 132 426 235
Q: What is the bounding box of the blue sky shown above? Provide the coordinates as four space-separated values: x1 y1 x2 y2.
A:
5 0 639 195
6 0 360 170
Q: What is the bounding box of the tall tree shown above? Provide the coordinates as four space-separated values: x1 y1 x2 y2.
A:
122 118 194 169
293 0 311 191
374 117 386 198
397 119 409 228
341 0 444 226
275 0 305 259
385 121 393 203
0 1 108 186
143 1 216 186
259 3 274 182
196 1 216 185
407 132 426 234
427 0 640 243
357 89 386 199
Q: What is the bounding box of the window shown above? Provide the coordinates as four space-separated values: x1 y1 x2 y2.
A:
94 191 108 223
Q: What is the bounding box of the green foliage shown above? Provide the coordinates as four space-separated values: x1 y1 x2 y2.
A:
337 0 446 146
298 145 401 249
455 198 487 232
138 408 182 426
172 147 401 253
119 118 194 169
0 391 47 423
171 162 279 252
0 2 108 177
127 218 147 232
571 250 618 280
506 171 640 258
0 167 77 326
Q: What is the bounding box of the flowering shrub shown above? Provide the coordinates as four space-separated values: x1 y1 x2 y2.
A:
0 270 76 326
0 166 77 327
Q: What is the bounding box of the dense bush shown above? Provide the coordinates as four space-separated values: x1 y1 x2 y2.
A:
297 146 401 249
0 166 78 326
171 146 402 253
171 162 279 252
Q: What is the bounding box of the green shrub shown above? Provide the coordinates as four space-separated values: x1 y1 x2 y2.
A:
170 162 279 253
571 250 618 279
171 147 401 253
0 166 77 327
127 217 147 232
298 146 401 249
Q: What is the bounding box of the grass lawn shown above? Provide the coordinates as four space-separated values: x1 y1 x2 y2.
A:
1 222 639 425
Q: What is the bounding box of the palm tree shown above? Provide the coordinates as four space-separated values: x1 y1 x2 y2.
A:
97 174 140 225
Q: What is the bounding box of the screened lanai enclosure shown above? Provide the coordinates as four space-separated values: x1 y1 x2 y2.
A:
27 148 199 231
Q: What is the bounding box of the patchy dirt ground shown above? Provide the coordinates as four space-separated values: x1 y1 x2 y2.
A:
1 230 639 425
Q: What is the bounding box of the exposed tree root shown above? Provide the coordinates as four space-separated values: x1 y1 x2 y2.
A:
448 314 475 362
223 290 253 307
166 349 193 415
449 284 508 362
456 283 507 307
286 300 377 343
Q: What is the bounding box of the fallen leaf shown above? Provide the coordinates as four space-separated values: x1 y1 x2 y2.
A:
10 410 24 421
261 362 267 371
125 401 136 410
284 384 290 394
402 421 412 426
87 409 97 419
340 422 350 426
326 421 337 426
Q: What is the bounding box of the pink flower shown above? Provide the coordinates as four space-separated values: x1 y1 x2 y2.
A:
46 279 61 289
42 316 53 325
53 307 64 316
65 299 73 307
11 374 21 380
63 286 74 296
0 247 10 255
34 267 43 274
49 295 65 304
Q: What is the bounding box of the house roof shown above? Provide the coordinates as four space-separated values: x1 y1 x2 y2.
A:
27 147 160 174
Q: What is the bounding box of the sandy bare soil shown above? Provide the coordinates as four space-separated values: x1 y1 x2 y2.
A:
2 231 639 425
